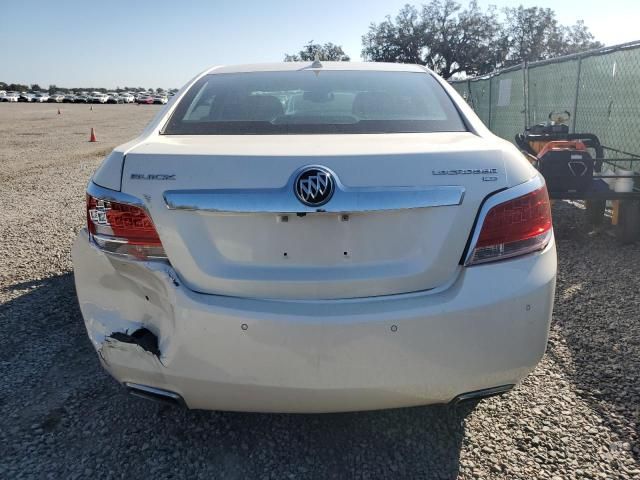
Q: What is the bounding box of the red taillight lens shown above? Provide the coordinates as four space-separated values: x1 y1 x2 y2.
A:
468 186 552 265
86 194 166 260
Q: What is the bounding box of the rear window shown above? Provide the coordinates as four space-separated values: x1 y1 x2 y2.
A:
162 70 466 135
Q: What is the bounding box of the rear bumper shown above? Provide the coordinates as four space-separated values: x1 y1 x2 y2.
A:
72 229 556 413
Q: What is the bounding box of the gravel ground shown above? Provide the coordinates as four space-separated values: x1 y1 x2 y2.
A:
0 103 638 479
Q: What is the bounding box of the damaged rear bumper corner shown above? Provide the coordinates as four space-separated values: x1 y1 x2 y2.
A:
73 228 184 396
99 331 168 395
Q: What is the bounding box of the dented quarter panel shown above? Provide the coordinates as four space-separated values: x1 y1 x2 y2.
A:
73 232 179 363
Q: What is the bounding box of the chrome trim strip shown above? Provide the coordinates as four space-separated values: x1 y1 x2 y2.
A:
163 167 465 213
124 382 186 407
463 175 547 266
87 181 145 207
92 233 129 245
91 233 168 260
451 384 515 404
164 186 465 213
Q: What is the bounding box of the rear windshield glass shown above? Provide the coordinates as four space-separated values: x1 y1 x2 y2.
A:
162 70 466 135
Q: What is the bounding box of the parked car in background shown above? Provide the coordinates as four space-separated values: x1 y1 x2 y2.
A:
1 91 20 102
18 92 34 102
153 95 168 105
119 92 135 103
48 93 65 103
74 95 89 103
88 92 108 103
63 94 76 103
73 62 557 413
106 93 123 104
136 94 154 104
31 92 50 102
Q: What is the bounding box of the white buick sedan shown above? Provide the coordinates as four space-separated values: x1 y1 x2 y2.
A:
72 62 556 413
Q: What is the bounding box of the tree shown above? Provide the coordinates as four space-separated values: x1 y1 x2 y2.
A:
284 41 350 61
362 1 501 79
11 83 29 92
361 5 425 64
558 20 603 56
424 0 503 77
361 1 602 76
30 83 42 92
499 6 602 65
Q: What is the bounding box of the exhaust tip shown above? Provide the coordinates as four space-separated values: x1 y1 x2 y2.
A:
125 382 186 408
451 384 515 405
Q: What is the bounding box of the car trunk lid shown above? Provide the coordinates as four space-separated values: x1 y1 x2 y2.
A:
120 132 510 299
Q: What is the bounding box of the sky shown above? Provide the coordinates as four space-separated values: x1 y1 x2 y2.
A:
2 0 638 89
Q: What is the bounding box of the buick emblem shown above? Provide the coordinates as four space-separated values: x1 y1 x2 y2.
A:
294 167 335 206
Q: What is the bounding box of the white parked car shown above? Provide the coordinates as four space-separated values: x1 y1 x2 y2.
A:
31 92 50 102
48 93 65 103
88 91 108 103
73 62 557 413
105 92 124 104
1 91 20 102
119 92 135 103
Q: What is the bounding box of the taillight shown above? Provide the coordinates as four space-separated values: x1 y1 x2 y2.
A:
86 194 166 260
467 186 552 265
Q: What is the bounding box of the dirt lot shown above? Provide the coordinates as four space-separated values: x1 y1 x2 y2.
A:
0 103 638 479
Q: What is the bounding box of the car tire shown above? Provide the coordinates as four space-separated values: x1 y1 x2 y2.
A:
585 199 606 226
617 200 640 244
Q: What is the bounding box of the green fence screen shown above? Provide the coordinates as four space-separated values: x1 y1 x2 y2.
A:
450 41 640 168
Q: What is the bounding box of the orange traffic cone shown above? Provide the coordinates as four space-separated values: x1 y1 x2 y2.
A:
90 105 93 111
57 108 61 115
89 128 97 142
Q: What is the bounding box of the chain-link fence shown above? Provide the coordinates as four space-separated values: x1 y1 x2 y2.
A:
450 40 640 169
